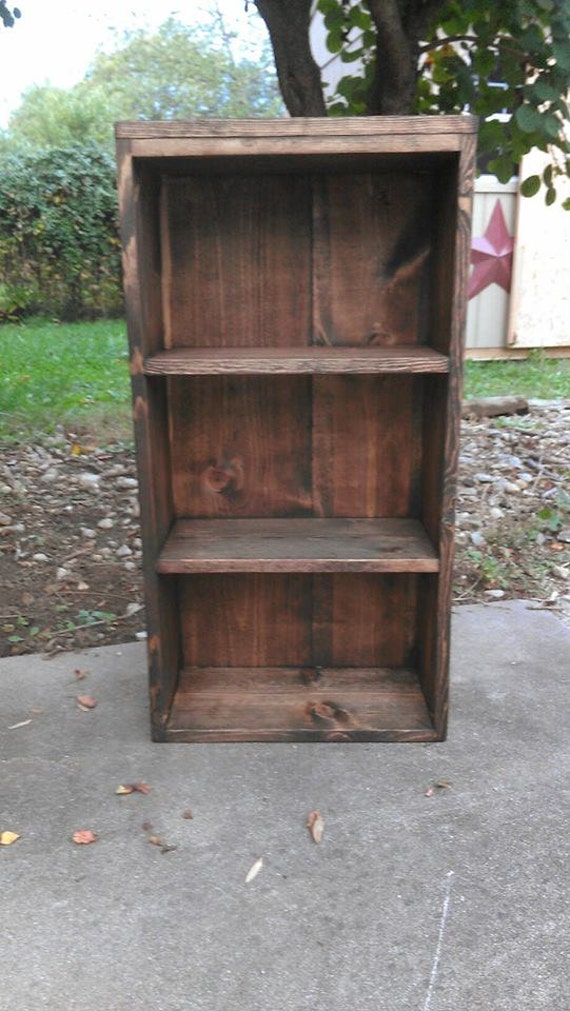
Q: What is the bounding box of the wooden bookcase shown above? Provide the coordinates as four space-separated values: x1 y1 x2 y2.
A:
115 116 477 743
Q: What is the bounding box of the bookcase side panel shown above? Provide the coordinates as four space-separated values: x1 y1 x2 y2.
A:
162 174 312 347
417 138 476 736
117 150 179 739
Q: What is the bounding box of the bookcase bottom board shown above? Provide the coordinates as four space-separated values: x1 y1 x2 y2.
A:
162 666 439 743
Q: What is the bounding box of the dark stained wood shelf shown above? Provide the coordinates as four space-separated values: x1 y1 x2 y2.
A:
165 666 437 743
116 117 477 742
156 518 440 574
143 346 450 376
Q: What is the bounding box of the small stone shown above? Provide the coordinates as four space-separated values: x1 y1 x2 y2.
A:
470 531 486 548
489 507 504 520
56 567 69 580
40 469 58 483
0 511 13 526
125 602 143 617
135 630 148 640
78 472 101 489
484 589 505 599
116 476 138 490
123 561 137 571
557 528 570 544
503 481 521 494
552 565 569 580
116 544 132 558
80 527 97 540
32 552 49 562
475 472 495 483
97 517 114 530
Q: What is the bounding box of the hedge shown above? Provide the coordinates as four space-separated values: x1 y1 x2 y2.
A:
0 142 123 320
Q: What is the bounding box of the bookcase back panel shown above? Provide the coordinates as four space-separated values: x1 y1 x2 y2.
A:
179 573 418 669
162 175 312 347
168 376 314 518
314 573 418 668
312 172 434 347
169 374 420 519
313 374 420 518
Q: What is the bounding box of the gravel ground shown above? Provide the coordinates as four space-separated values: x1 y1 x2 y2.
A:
1 401 569 658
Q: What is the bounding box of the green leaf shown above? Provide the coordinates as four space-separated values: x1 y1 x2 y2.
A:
545 186 557 205
489 154 517 184
325 28 343 53
553 41 570 71
515 104 543 132
543 114 562 140
347 6 371 31
527 80 558 104
543 164 553 187
340 47 365 63
520 174 541 197
562 197 570 210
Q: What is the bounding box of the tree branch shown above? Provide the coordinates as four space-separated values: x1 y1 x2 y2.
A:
254 0 326 116
365 0 417 113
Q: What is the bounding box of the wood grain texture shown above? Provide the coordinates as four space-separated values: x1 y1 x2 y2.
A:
312 375 420 518
162 175 311 347
116 146 179 740
116 117 477 743
312 173 434 347
157 518 439 573
144 346 450 375
116 116 478 140
179 574 311 668
165 665 436 742
168 375 313 518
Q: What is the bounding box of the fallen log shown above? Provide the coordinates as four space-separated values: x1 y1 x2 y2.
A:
462 396 529 420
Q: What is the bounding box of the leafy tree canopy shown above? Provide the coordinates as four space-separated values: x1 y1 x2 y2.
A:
255 0 570 203
4 15 283 151
0 1 20 29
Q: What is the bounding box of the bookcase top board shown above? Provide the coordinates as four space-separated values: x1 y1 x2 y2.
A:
115 115 478 169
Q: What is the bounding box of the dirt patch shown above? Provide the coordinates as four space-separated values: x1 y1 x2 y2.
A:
1 402 569 659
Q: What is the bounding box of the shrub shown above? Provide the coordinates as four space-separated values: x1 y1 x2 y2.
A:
0 142 123 320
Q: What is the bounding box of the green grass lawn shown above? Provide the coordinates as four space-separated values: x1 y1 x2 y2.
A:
464 351 570 401
0 318 132 442
1 318 569 442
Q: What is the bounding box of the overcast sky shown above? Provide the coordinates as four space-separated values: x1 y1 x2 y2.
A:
0 1 269 126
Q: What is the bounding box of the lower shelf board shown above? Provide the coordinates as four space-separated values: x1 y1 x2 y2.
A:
163 666 440 742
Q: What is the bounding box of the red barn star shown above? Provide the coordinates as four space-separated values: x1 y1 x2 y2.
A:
468 199 514 300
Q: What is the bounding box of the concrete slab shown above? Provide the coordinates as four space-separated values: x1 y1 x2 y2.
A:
1 600 569 1011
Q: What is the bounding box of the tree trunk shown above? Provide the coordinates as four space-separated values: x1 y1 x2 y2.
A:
365 0 418 114
254 0 327 117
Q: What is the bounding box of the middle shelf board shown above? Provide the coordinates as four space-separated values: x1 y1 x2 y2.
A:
156 517 440 574
143 346 450 376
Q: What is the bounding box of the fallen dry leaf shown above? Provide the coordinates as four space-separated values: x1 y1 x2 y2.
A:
425 787 435 798
76 694 97 711
117 782 152 795
245 857 263 884
182 809 194 820
141 820 153 832
0 830 21 846
74 668 87 681
148 835 165 847
307 811 325 843
72 829 98 845
435 779 453 791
